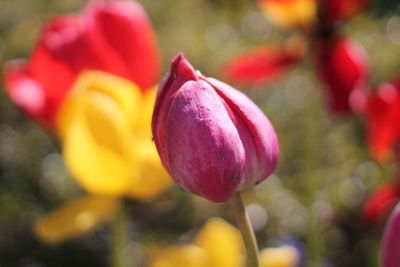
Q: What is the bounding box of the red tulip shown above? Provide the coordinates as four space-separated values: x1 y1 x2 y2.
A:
316 37 369 114
362 181 400 224
380 202 400 267
365 77 400 162
4 0 160 129
221 45 302 86
152 54 279 203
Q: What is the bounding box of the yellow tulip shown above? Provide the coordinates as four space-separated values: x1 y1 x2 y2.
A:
35 71 171 243
150 217 300 267
57 71 170 200
194 218 244 267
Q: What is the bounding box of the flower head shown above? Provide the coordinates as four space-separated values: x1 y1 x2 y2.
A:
152 54 279 203
4 0 160 129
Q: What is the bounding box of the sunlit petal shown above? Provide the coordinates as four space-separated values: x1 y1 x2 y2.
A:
57 71 142 196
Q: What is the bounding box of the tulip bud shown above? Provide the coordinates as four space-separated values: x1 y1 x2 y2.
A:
152 54 279 203
380 202 400 267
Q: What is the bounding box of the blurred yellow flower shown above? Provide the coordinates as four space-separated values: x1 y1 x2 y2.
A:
259 246 300 267
259 0 317 30
57 71 170 200
149 217 300 267
35 71 171 243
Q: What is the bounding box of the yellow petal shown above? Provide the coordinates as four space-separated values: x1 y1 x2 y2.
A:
128 138 171 201
56 71 141 196
194 218 244 267
135 86 158 138
57 71 143 140
150 245 209 267
34 195 120 244
56 71 170 199
259 246 300 267
259 0 317 30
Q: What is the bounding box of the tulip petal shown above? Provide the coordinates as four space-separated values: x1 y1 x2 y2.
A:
221 46 301 86
150 245 209 267
57 71 141 196
205 77 279 187
85 0 161 90
194 218 244 267
152 55 199 172
380 202 400 267
166 79 245 202
34 195 120 243
27 15 95 127
258 0 317 29
128 138 171 201
4 60 48 123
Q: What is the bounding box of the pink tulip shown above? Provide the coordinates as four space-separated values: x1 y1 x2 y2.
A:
152 54 279 203
381 202 400 267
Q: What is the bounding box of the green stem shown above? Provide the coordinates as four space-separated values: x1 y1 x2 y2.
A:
229 191 260 267
112 205 128 267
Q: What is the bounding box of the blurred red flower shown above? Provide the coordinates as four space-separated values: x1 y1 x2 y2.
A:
316 37 369 114
221 0 369 115
221 45 302 86
365 77 400 162
4 0 160 129
362 180 400 224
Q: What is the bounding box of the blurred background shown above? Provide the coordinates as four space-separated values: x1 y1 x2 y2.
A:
1 0 400 266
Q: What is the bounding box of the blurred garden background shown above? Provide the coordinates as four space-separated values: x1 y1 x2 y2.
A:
1 0 400 266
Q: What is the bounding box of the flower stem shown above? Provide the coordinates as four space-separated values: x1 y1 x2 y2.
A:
229 191 260 267
112 205 127 267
